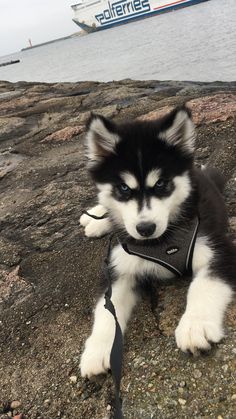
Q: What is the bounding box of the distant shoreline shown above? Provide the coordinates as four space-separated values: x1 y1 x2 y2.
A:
21 32 85 51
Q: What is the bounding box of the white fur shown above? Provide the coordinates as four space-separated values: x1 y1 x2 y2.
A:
87 117 120 163
80 204 112 237
84 218 112 237
175 237 232 353
145 169 162 188
160 110 195 153
80 255 138 377
192 236 214 274
175 269 233 353
120 172 138 189
80 205 107 226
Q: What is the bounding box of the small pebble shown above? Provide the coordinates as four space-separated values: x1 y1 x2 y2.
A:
231 394 236 400
178 398 187 406
106 405 111 411
69 375 77 384
222 364 228 373
10 401 21 410
193 369 202 379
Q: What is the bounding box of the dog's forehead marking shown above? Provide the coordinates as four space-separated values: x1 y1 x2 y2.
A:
120 172 138 189
146 169 162 188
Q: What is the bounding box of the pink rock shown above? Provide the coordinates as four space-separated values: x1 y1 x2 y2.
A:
188 93 236 125
138 93 236 126
41 126 84 143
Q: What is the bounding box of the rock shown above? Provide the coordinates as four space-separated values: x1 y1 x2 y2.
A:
0 79 235 419
178 398 187 406
193 369 202 379
10 402 21 410
41 126 84 143
69 375 77 384
0 152 26 179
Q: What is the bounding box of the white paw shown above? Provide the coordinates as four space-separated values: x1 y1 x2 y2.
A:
80 205 111 237
175 314 224 353
84 218 111 237
80 205 108 226
80 213 92 227
80 335 112 378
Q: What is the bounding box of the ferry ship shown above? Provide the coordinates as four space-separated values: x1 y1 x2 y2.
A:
71 0 209 32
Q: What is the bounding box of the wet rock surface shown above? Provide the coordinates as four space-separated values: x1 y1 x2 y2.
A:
0 79 235 419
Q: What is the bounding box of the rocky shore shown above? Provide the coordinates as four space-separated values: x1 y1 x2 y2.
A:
0 79 235 419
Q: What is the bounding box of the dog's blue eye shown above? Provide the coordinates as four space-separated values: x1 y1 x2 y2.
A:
155 178 165 188
119 183 130 192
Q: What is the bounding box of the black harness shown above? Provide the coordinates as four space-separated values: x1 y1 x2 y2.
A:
84 211 199 418
121 217 199 278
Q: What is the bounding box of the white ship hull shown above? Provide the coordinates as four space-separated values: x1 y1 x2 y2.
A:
71 0 209 32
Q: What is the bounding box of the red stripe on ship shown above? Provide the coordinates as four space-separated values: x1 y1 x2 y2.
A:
153 0 188 11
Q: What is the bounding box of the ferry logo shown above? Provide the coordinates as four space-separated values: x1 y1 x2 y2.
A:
95 0 151 25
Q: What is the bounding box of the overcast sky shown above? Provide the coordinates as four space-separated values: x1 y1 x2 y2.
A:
0 0 77 57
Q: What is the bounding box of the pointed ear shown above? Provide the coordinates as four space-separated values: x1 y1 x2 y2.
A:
86 113 120 164
159 106 195 154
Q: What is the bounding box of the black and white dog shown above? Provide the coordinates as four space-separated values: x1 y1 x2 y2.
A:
80 106 235 378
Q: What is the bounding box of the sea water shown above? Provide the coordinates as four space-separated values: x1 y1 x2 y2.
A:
0 0 235 83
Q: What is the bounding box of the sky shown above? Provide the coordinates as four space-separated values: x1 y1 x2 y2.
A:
0 0 77 57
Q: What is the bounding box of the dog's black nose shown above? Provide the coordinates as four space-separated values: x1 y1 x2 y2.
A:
136 222 156 237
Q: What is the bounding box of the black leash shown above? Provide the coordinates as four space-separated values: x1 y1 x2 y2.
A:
84 210 109 220
83 211 123 418
103 236 123 419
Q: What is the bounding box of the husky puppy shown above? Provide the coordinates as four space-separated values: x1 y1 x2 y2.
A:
80 106 235 378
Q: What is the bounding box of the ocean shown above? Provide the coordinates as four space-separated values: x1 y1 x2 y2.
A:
0 0 235 83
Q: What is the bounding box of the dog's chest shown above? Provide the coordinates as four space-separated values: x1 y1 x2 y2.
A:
113 217 199 280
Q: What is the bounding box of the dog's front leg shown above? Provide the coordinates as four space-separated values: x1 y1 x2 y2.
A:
80 273 137 378
80 204 112 237
175 268 233 353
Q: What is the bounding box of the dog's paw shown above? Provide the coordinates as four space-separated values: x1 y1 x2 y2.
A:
80 205 112 237
84 218 112 238
80 205 107 226
80 213 92 227
80 335 112 378
175 314 224 353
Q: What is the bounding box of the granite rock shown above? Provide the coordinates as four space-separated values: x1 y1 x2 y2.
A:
0 79 235 419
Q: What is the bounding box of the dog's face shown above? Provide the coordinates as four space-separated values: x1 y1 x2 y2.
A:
86 107 195 240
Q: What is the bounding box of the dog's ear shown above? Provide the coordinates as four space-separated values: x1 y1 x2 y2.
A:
159 106 195 154
86 113 120 164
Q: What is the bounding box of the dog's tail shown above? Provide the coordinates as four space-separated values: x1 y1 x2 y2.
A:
201 165 226 194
